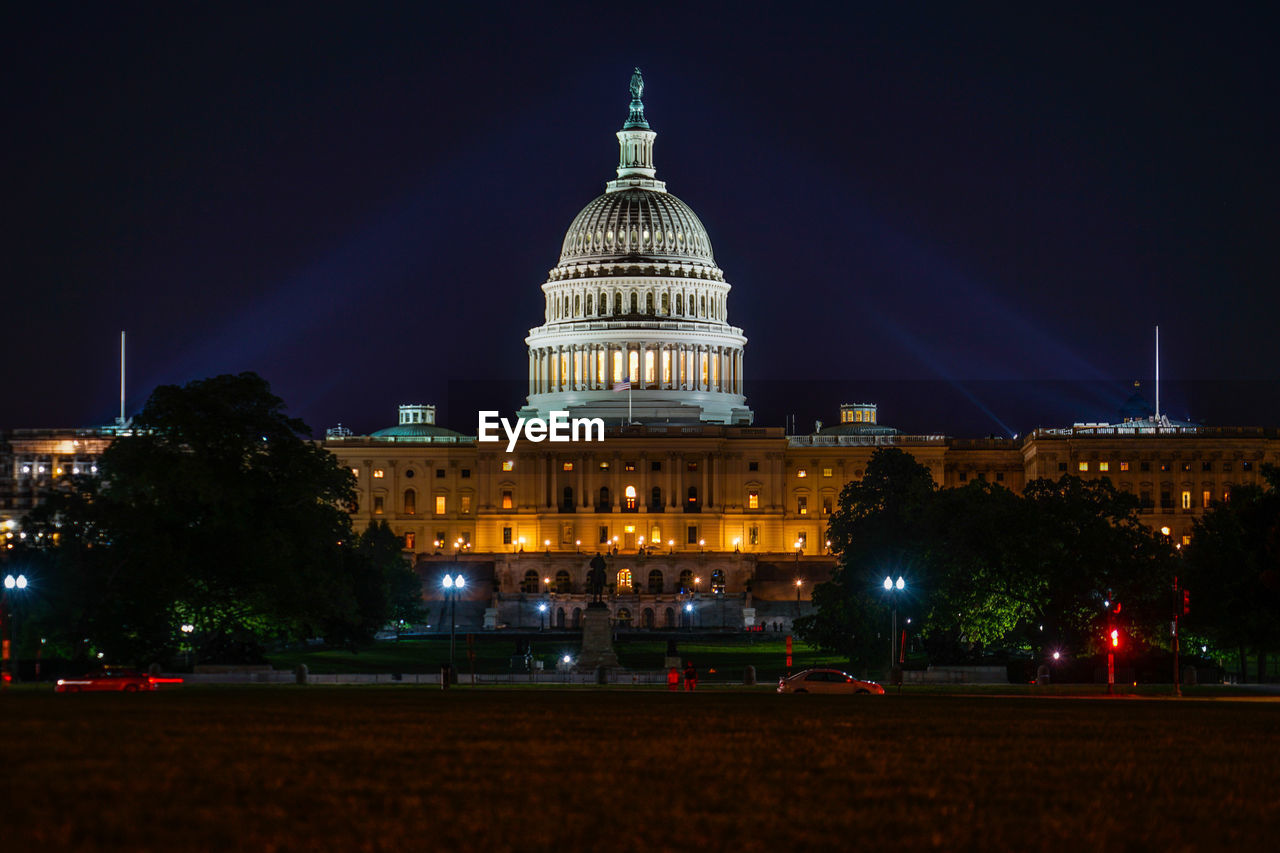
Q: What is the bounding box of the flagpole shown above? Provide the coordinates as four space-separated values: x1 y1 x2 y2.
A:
628 383 633 424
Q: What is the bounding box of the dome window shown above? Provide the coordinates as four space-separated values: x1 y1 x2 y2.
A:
595 230 603 246
606 230 614 244
631 229 638 244
643 229 651 243
677 232 684 245
666 232 674 244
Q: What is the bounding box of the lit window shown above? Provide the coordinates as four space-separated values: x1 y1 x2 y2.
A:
748 490 759 510
404 532 415 550
373 469 385 479
502 489 513 510
563 462 574 471
403 489 416 514
624 461 635 472
1078 462 1089 472
650 525 661 543
1099 462 1110 472
797 497 808 515
373 496 384 515
617 568 633 592
1202 490 1211 508
796 469 807 478
822 497 833 514
1120 462 1130 472
435 496 446 515
822 468 832 478
1181 535 1191 546
351 467 359 477
461 495 472 514
600 461 610 470
748 526 759 546
502 526 513 545
502 460 514 472
625 485 637 510
1181 491 1192 510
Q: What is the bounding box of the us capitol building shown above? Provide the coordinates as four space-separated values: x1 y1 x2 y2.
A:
4 71 1278 633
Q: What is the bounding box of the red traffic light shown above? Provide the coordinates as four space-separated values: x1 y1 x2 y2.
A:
1110 629 1120 648
1182 590 1191 616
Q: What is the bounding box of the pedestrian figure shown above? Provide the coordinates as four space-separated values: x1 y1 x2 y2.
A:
684 660 697 691
667 666 680 691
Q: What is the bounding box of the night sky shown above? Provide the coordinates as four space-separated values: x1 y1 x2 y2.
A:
7 3 1278 438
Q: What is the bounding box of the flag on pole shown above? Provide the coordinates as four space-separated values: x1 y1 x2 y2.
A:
613 377 631 391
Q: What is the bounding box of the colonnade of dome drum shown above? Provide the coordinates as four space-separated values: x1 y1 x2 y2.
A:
529 341 744 396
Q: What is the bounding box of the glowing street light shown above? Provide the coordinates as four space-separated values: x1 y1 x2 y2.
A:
883 575 907 684
2 573 30 686
442 573 466 676
537 601 548 631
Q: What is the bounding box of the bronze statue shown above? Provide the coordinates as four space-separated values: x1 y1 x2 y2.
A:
587 552 608 604
629 67 643 101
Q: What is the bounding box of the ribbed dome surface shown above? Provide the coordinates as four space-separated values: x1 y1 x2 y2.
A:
558 189 715 266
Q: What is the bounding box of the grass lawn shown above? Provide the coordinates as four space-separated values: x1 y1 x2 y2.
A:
4 686 1278 851
267 634 850 681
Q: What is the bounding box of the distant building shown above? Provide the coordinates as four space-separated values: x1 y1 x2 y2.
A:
5 73 1279 632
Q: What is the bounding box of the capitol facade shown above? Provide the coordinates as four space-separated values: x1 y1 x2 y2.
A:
4 71 1278 634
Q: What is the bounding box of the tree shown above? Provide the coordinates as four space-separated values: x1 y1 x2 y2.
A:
1183 465 1280 681
795 448 937 672
24 373 367 664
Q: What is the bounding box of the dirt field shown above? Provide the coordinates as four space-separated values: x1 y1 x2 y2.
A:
3 686 1277 851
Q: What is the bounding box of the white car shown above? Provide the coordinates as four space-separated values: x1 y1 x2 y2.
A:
777 668 885 695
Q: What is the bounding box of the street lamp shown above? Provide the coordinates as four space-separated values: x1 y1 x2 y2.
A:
795 578 803 615
442 573 466 676
668 539 674 554
883 575 906 683
537 601 548 631
2 573 29 687
793 540 802 563
684 601 694 629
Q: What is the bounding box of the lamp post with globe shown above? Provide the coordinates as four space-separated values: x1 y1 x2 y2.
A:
2 573 28 687
442 573 466 675
883 575 905 685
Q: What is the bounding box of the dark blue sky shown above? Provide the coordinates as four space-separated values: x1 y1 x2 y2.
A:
6 2 1278 437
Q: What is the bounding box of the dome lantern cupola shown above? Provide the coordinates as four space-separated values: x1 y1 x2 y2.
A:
609 68 665 193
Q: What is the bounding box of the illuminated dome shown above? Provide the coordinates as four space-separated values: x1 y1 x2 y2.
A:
556 189 718 273
521 69 752 426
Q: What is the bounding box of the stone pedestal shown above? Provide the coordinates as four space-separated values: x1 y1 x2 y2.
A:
483 607 498 630
742 607 756 628
576 604 619 670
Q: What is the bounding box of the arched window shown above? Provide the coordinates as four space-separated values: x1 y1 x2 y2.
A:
555 570 571 593
701 294 707 316
572 607 583 628
664 607 675 628
661 292 669 313
711 569 725 594
625 485 637 511
562 486 574 510
599 292 607 315
585 293 593 315
574 294 580 316
650 486 662 510
642 608 655 628
522 570 539 594
676 293 684 314
556 607 566 628
598 486 610 509
617 568 633 592
678 569 693 593
403 489 416 515
614 292 623 315
646 292 655 314
648 569 664 594
630 292 639 314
